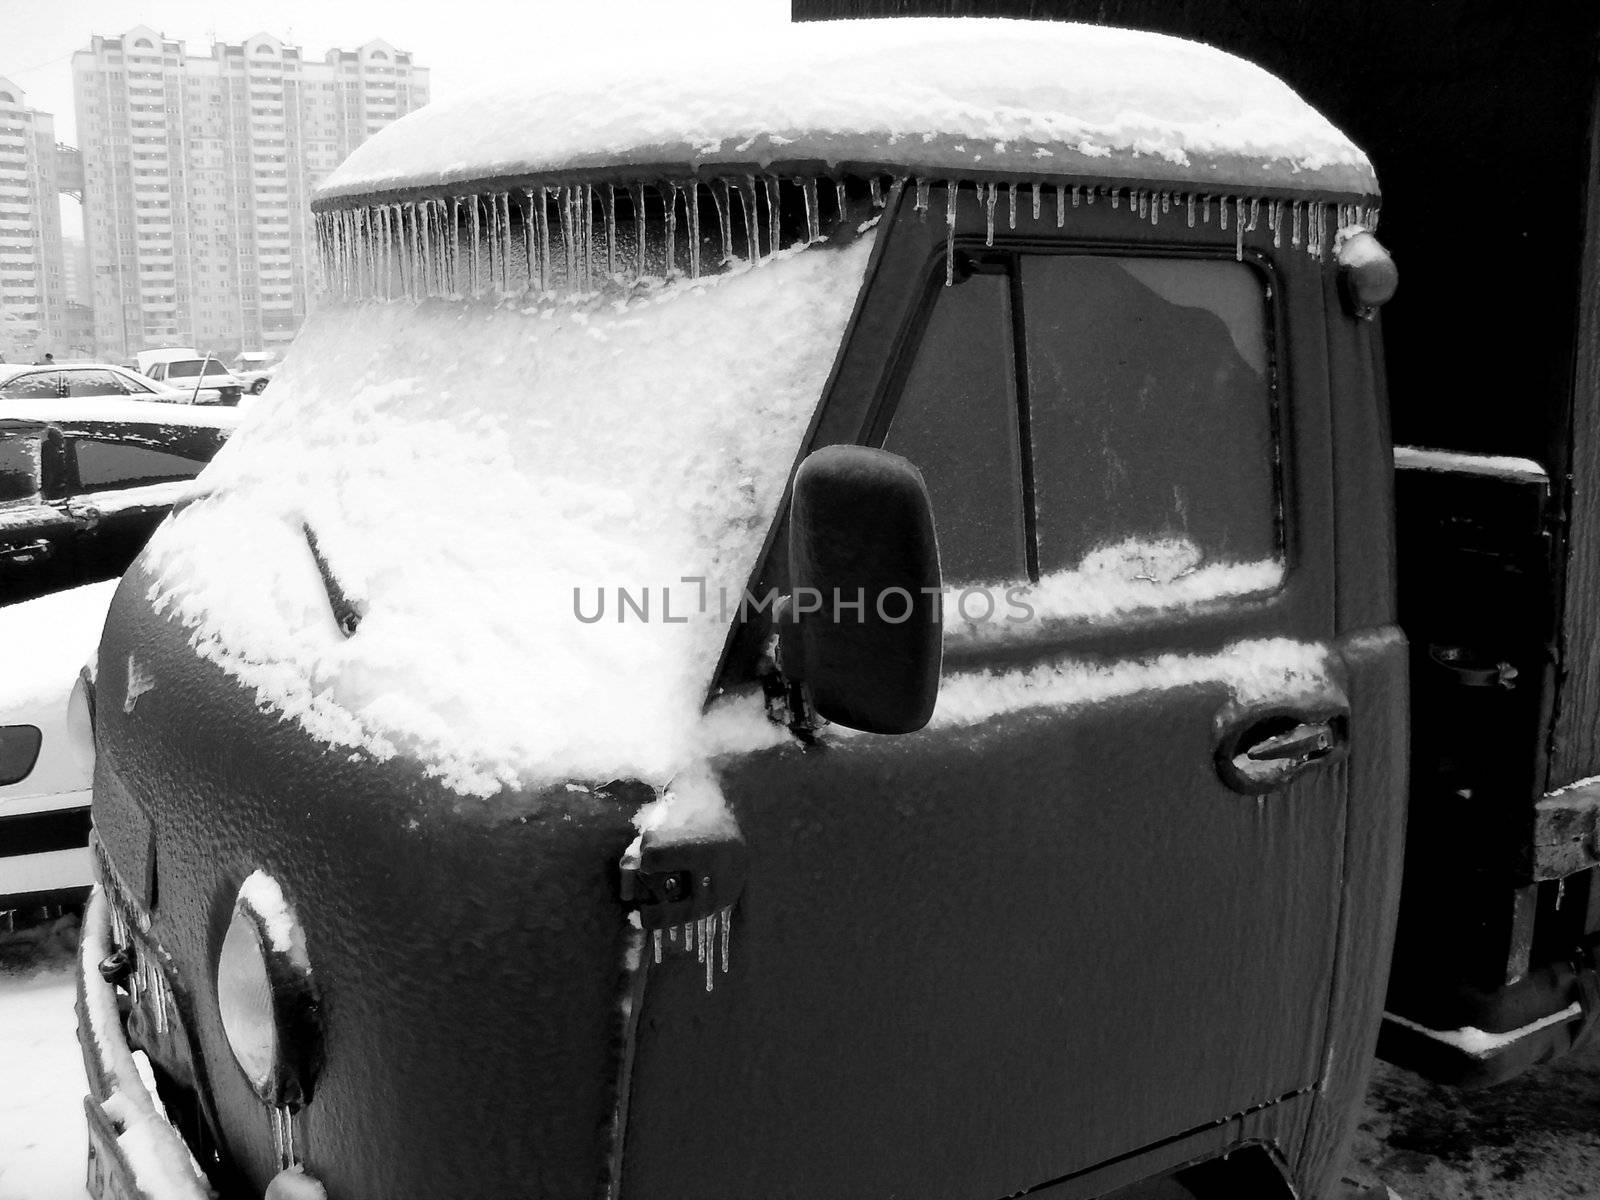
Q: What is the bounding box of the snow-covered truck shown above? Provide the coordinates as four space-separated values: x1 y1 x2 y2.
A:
75 18 1406 1200
795 0 1600 1091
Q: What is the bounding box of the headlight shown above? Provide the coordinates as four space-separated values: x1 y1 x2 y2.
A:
67 672 96 776
217 870 322 1108
0 725 42 786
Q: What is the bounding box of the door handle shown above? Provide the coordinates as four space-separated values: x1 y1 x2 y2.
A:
0 539 53 567
1242 721 1338 763
1216 705 1348 794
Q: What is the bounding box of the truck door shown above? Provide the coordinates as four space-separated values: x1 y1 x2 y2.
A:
622 200 1350 1200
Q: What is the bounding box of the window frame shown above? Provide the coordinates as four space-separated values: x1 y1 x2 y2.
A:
871 240 1289 592
713 177 1335 694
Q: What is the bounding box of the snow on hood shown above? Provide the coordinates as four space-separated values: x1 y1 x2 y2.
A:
140 233 877 797
0 580 116 720
318 18 1375 204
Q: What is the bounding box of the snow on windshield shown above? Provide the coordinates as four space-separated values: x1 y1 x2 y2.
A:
321 18 1375 203
142 231 877 797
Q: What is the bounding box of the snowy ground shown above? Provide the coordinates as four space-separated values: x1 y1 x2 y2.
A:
0 916 88 1200
1 914 1596 1200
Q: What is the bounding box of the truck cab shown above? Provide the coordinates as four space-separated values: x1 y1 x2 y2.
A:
76 19 1406 1200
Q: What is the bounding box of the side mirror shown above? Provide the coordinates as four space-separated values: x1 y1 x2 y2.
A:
784 445 942 734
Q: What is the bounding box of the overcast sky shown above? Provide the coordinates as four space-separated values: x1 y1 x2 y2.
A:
4 0 793 145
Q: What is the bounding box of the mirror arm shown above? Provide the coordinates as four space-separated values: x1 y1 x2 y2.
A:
759 606 822 745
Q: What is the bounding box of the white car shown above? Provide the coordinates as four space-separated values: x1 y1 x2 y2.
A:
0 362 190 403
140 357 244 405
0 579 113 909
231 351 281 395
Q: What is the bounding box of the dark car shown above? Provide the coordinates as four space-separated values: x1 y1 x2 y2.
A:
0 363 190 403
0 399 239 607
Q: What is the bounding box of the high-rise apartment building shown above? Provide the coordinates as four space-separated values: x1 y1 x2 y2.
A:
0 79 67 362
73 29 429 359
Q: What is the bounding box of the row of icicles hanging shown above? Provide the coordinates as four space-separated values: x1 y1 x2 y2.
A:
313 175 1380 302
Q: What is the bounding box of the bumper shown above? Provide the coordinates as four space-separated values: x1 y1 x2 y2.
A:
76 886 215 1200
0 793 92 906
1377 998 1587 1088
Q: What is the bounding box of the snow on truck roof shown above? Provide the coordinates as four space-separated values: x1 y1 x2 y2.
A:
317 18 1376 204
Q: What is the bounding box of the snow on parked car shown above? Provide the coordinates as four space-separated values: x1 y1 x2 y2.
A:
0 398 239 607
0 363 191 404
0 579 114 911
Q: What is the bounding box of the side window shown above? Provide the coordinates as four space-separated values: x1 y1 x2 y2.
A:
71 432 213 492
880 270 1027 584
0 432 42 503
0 373 60 400
1022 256 1279 578
64 370 132 398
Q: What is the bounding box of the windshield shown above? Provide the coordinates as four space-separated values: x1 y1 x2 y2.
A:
142 223 877 796
166 360 229 378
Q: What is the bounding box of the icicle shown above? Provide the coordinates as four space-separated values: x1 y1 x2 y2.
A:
719 907 731 972
1007 182 1017 230
1220 197 1228 233
1235 199 1246 261
833 178 847 227
1292 201 1302 248
870 175 885 208
405 203 419 300
704 930 715 992
374 206 387 299
1086 186 1095 205
1150 193 1159 226
944 180 958 286
1112 188 1121 210
1202 196 1211 225
1032 182 1041 221
1163 191 1171 214
664 183 679 277
733 178 756 264
687 180 703 279
984 182 997 246
801 176 820 244
501 192 513 295
517 191 533 293
470 196 485 297
708 179 730 267
537 188 552 292
1136 189 1145 220
913 178 929 215
633 184 647 280
605 184 617 280
398 202 412 299
1055 184 1065 228
1186 194 1195 228
586 185 598 290
669 925 678 946
763 175 781 254
684 918 695 953
653 929 662 963
1070 185 1080 210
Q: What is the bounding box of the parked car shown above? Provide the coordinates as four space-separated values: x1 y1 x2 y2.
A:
0 399 238 607
231 351 281 395
132 347 199 377
74 18 1403 1200
0 579 112 911
0 363 189 403
141 357 244 406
